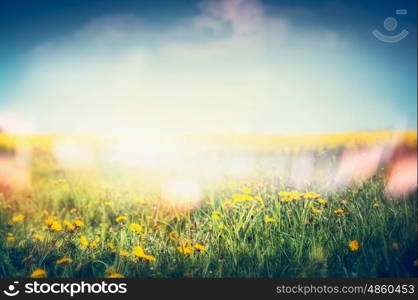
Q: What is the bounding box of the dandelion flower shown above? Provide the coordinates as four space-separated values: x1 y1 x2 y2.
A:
31 268 47 278
218 224 226 230
74 220 84 227
104 201 113 208
311 207 321 214
119 250 130 257
129 223 143 233
107 273 124 278
211 211 222 220
133 246 156 261
80 235 89 248
6 232 15 242
115 216 127 223
193 244 207 252
177 246 193 255
64 221 76 231
8 214 24 225
317 199 328 204
50 221 62 231
32 234 44 241
334 209 344 215
56 257 73 264
348 240 360 251
169 231 179 241
265 217 276 223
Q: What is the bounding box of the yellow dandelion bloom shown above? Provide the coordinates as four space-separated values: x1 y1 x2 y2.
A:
265 217 276 223
169 231 179 241
311 207 321 214
317 198 328 204
334 209 344 215
74 220 84 227
348 240 360 251
50 221 62 231
119 250 130 257
107 243 115 250
104 201 113 207
32 234 44 241
115 216 127 223
193 244 207 252
56 257 73 264
107 273 124 278
177 246 193 255
211 211 222 220
129 223 143 233
80 235 89 248
9 214 24 224
31 268 47 278
218 224 225 230
64 221 76 231
280 197 292 202
6 232 15 241
139 254 156 261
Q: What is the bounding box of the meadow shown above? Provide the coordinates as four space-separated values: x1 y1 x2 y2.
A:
0 131 417 278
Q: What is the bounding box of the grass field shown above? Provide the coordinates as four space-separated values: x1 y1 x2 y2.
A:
0 131 417 278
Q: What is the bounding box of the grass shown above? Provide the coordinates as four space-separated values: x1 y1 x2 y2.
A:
0 157 416 278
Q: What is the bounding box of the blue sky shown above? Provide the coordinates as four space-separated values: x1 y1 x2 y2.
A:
0 0 416 135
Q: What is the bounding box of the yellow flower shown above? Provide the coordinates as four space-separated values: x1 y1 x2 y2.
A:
119 250 130 257
129 223 142 233
45 215 57 226
317 198 328 204
80 235 89 248
90 237 100 248
177 246 193 255
31 268 47 278
169 231 179 241
107 243 115 250
211 211 222 220
32 234 44 241
193 244 207 252
133 246 156 261
348 240 360 251
74 220 84 227
6 232 15 242
391 242 400 250
280 197 293 202
139 254 156 261
56 257 73 264
146 216 153 220
50 221 62 231
311 207 321 214
334 209 344 215
8 214 24 224
115 216 127 223
70 208 77 213
104 201 113 207
107 273 124 278
265 217 276 223
218 224 225 230
64 221 76 231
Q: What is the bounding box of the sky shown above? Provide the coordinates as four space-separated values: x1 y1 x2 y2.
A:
0 0 416 135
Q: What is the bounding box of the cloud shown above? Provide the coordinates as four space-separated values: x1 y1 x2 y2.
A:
5 0 403 136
